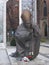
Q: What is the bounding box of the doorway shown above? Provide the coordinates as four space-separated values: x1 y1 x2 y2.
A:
44 23 47 36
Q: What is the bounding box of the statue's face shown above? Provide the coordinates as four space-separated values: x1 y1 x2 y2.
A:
25 20 31 28
21 10 32 28
23 16 31 28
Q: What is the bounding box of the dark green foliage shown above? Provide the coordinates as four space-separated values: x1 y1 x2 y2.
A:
10 37 16 46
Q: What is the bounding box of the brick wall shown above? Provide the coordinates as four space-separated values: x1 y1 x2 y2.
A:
6 0 19 31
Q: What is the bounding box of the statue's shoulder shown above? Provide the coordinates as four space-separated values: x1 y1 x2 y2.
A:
16 23 26 31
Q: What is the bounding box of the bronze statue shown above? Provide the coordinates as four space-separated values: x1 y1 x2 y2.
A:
10 10 41 60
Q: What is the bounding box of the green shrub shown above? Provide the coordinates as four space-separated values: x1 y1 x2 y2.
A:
10 37 16 46
40 38 46 42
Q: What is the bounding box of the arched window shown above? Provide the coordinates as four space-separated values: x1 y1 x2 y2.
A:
44 0 47 16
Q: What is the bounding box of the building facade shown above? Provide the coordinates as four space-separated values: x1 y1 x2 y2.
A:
37 0 49 38
6 0 19 45
6 0 19 33
6 1 19 32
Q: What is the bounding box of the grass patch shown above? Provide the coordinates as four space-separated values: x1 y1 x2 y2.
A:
10 37 16 46
40 38 47 42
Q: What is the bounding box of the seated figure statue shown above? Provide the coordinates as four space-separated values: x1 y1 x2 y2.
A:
10 10 41 60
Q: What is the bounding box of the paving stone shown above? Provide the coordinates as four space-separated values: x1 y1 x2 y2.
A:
0 49 10 65
7 44 49 65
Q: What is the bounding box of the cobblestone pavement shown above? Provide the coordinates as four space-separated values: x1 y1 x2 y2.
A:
0 42 49 65
7 42 49 65
0 49 10 65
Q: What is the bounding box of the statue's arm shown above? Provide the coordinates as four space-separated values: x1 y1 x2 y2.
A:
32 25 41 37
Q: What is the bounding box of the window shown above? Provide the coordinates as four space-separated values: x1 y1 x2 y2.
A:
44 0 47 16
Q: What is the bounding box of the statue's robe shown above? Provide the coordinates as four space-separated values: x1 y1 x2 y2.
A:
15 23 41 57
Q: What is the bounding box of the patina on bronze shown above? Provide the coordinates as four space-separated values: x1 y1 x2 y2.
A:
11 10 41 60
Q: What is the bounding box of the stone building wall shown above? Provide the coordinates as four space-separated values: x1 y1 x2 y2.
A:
6 0 19 32
46 0 49 38
37 0 49 38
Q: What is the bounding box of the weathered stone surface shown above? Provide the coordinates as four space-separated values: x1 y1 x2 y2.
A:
7 42 49 65
6 0 19 31
0 49 10 65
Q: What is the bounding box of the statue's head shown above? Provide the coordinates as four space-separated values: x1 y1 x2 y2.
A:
21 10 32 28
